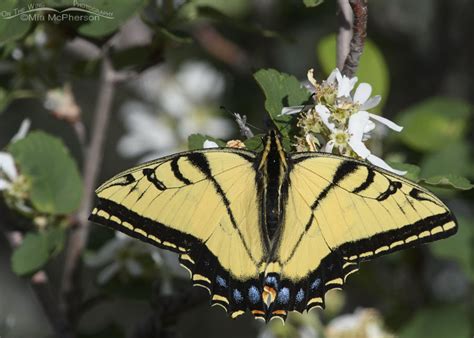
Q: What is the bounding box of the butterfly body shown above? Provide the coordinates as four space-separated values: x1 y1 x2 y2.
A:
90 130 457 322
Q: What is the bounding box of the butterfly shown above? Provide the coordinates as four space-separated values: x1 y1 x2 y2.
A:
89 130 457 322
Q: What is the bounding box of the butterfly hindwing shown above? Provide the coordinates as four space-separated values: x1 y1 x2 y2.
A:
266 153 457 318
89 149 267 317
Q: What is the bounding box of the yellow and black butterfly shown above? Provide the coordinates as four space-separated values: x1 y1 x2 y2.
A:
89 130 457 322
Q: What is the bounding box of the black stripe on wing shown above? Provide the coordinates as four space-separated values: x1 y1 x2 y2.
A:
89 198 265 319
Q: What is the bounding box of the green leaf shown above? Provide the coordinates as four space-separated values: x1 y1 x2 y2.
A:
303 0 324 7
244 134 264 152
431 217 473 280
397 97 471 152
9 131 83 214
387 162 421 182
422 174 473 190
11 227 66 276
420 142 471 178
0 0 32 44
399 305 469 338
317 35 389 110
187 134 226 150
75 0 147 38
158 27 192 44
254 69 311 138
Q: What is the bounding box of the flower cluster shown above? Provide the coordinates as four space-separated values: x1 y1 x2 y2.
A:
283 68 406 175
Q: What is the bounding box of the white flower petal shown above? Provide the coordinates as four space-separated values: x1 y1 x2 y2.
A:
0 179 12 190
348 138 371 159
315 104 335 132
360 95 381 110
177 61 225 103
203 140 219 148
0 152 18 181
118 104 177 158
280 106 305 115
367 154 407 175
364 120 376 134
307 69 317 87
368 113 404 132
337 75 358 98
348 111 370 142
326 68 340 84
11 119 31 143
324 140 335 153
353 83 372 104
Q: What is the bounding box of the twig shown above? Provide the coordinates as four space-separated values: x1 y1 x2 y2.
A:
194 24 250 72
61 53 117 322
336 0 353 70
341 0 368 78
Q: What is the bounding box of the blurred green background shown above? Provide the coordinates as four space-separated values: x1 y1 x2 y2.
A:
0 0 472 337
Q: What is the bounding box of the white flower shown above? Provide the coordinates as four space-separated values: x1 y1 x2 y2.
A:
0 152 18 191
203 140 219 148
325 308 394 338
117 102 178 162
347 111 406 175
118 61 232 162
329 68 358 98
85 231 163 285
0 119 30 191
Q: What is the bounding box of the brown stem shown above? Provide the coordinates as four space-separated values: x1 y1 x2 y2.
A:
61 54 116 323
336 0 353 70
341 0 368 78
194 24 250 72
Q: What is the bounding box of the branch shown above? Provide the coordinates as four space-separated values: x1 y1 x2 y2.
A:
61 53 117 321
336 0 353 70
341 0 368 78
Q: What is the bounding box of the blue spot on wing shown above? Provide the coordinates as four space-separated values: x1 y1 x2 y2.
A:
265 276 278 287
233 289 243 303
248 286 261 304
277 287 290 304
311 278 321 290
216 275 227 288
296 288 304 303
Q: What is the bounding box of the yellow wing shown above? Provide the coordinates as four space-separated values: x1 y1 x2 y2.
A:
89 149 268 318
265 153 457 320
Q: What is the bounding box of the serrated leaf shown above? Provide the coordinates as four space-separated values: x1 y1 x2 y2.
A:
397 97 471 152
187 134 226 150
431 217 473 280
9 131 83 214
303 0 324 7
422 174 473 190
11 227 66 276
254 69 311 138
317 35 389 111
